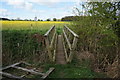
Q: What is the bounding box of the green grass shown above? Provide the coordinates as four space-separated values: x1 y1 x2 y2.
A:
30 58 107 78
33 59 107 78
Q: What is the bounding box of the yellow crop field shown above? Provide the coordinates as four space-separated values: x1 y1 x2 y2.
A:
1 21 70 30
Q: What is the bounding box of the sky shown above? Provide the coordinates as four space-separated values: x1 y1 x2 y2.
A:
0 0 86 20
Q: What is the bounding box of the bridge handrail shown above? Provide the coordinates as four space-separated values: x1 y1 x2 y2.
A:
64 25 79 38
44 25 55 37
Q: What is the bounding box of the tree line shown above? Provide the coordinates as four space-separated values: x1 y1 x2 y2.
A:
1 16 81 21
0 17 62 21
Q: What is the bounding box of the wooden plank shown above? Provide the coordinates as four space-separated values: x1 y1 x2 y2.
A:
20 74 27 78
44 25 55 37
20 72 30 78
72 37 78 50
62 34 69 62
68 51 73 62
1 61 31 71
13 66 45 76
53 46 55 61
53 33 57 62
1 62 22 70
68 37 78 62
48 28 55 43
0 71 24 80
64 25 79 38
50 31 56 49
41 68 54 79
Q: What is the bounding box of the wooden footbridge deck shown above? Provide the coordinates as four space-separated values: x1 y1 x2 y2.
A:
44 25 79 64
56 35 66 64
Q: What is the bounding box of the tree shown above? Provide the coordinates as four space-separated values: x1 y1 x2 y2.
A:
53 18 57 21
29 19 32 21
46 18 51 21
84 2 120 37
61 16 73 21
11 19 15 21
0 18 10 21
38 19 41 21
57 19 61 21
24 19 29 21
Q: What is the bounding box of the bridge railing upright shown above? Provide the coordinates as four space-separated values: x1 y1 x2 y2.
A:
62 25 79 62
44 25 57 62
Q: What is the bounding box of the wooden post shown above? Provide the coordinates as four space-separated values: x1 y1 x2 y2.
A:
44 36 53 62
0 71 24 80
72 37 78 50
44 26 57 62
41 68 55 79
62 33 69 62
68 37 78 62
53 30 57 62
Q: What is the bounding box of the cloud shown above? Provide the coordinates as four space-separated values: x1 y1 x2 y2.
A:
24 2 33 10
32 9 45 13
27 0 86 7
28 0 87 3
1 0 85 8
2 0 33 10
1 0 84 11
0 9 7 13
1 0 86 19
53 11 74 19
0 8 15 18
0 8 9 17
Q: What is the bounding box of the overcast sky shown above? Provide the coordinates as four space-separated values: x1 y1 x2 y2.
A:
0 0 86 20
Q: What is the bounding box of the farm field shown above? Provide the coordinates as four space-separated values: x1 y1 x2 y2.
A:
2 21 70 30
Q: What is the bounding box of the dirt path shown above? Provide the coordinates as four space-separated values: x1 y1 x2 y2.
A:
56 35 66 64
